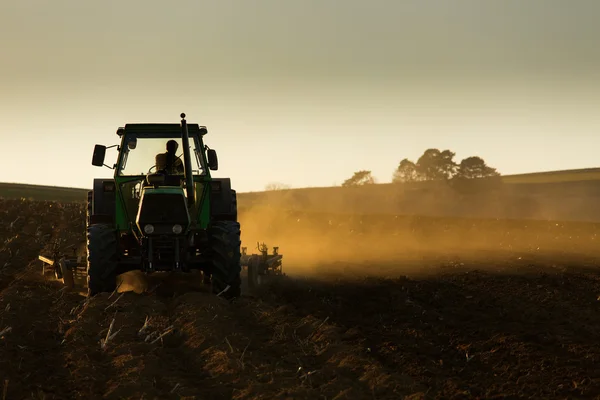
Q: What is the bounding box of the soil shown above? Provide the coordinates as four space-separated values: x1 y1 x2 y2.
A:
1 198 600 399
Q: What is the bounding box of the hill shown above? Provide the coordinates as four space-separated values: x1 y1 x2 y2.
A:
2 167 600 222
238 169 600 222
0 182 88 202
501 167 600 184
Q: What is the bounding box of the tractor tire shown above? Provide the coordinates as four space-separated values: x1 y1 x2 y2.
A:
86 191 92 226
86 223 118 297
207 220 242 299
230 189 238 221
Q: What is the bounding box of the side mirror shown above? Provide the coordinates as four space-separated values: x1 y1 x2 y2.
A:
127 138 137 150
92 145 107 167
207 149 218 171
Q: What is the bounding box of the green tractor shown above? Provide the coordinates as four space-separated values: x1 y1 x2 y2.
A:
86 113 241 299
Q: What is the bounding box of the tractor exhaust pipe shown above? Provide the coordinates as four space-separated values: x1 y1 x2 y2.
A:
180 113 196 207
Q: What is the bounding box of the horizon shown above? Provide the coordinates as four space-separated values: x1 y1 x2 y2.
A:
2 165 600 193
1 0 599 192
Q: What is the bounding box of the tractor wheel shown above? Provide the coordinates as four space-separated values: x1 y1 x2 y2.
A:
207 220 242 299
230 189 238 221
86 223 118 297
86 191 92 226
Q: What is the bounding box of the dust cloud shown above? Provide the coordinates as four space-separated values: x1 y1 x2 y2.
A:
238 185 600 279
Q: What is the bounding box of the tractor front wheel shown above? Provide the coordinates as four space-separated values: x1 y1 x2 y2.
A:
86 223 118 297
207 220 242 299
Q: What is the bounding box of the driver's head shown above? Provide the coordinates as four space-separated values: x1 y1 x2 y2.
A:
166 140 178 154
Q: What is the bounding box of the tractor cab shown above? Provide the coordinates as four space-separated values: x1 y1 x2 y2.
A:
89 117 222 233
92 122 217 188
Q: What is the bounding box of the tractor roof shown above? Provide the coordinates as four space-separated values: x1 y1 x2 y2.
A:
117 123 208 138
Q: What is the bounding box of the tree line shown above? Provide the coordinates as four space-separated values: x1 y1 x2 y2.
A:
342 148 500 187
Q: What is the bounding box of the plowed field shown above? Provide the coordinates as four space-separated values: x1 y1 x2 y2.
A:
1 198 600 399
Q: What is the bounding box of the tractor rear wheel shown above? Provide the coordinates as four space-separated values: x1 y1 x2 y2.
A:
86 223 118 297
207 220 242 299
86 191 92 226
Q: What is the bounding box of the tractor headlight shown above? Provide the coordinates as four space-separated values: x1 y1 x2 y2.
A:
172 224 183 234
144 224 155 234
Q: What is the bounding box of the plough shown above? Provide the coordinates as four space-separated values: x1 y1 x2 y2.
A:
39 242 87 289
240 242 284 289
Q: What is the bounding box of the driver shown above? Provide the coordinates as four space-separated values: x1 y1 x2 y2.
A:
155 140 184 174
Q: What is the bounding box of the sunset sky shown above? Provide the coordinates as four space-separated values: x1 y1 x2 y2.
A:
1 0 599 193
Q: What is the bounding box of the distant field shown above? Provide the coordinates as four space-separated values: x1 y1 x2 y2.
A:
0 182 88 202
2 166 600 219
502 167 600 184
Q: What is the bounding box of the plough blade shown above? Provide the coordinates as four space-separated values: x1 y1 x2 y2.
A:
39 254 87 289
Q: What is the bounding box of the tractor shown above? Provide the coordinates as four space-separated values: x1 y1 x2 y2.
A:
86 113 241 299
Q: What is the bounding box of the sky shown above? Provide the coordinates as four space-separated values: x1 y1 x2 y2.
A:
1 0 599 192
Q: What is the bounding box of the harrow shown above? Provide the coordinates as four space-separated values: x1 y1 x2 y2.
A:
241 242 284 289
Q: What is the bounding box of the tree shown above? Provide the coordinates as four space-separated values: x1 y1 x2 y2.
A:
456 156 500 179
264 182 291 191
416 148 458 180
392 158 421 183
342 170 376 187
